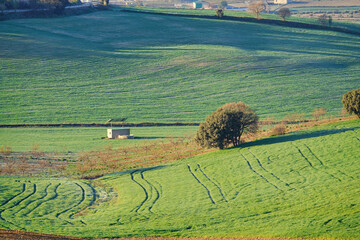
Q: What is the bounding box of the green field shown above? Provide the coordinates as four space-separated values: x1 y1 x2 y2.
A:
290 6 360 13
0 8 360 124
0 119 359 238
0 126 198 152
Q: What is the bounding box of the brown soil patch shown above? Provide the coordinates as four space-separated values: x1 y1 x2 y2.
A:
0 229 343 240
0 229 83 240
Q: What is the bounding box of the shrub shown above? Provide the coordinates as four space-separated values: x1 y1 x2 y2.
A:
270 123 286 136
195 102 258 149
216 8 224 18
278 7 291 21
342 88 360 118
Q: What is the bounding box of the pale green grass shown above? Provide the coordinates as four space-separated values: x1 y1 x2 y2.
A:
0 10 359 124
0 126 198 152
0 119 359 239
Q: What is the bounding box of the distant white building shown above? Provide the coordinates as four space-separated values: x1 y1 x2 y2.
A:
107 128 134 139
274 0 289 4
193 1 211 9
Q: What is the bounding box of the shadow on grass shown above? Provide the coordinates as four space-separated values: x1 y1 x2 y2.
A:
101 165 167 178
134 136 182 139
238 127 360 149
134 136 167 139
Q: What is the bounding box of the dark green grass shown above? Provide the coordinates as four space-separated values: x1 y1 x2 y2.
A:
0 119 359 239
0 126 198 152
125 7 360 31
0 9 359 124
290 6 360 13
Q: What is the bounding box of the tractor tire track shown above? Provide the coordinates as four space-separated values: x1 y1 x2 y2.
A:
187 165 215 204
351 130 360 142
69 182 96 219
130 171 149 213
14 183 52 217
56 183 85 220
1 184 37 217
0 210 24 230
240 153 280 190
294 144 341 182
0 184 34 231
196 164 228 202
303 144 324 166
0 183 26 207
141 172 160 212
293 145 313 168
23 183 61 217
248 151 294 190
82 182 97 206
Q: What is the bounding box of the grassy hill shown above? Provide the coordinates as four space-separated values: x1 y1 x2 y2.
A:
0 119 359 239
0 9 359 124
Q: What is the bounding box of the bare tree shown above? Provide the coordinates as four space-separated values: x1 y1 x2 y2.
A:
318 14 332 27
248 1 265 19
312 108 327 121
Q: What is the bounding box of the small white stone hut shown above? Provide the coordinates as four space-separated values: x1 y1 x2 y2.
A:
107 128 134 139
274 0 289 4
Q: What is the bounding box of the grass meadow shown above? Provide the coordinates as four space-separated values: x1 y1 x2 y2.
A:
0 126 198 152
0 9 359 124
0 119 359 239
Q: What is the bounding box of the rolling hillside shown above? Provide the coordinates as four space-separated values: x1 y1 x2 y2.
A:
0 9 359 124
0 119 359 239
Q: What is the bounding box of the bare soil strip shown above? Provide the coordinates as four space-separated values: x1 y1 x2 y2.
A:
0 229 347 240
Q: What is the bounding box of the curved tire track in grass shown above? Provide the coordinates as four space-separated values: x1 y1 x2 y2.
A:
187 164 215 204
240 153 280 191
303 144 324 166
24 183 61 217
140 171 160 213
0 211 24 230
294 144 342 182
350 130 360 142
248 151 295 190
130 170 149 213
2 184 37 217
14 183 52 217
0 183 26 207
293 145 313 168
56 183 85 221
67 182 97 221
196 164 228 203
0 184 34 231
